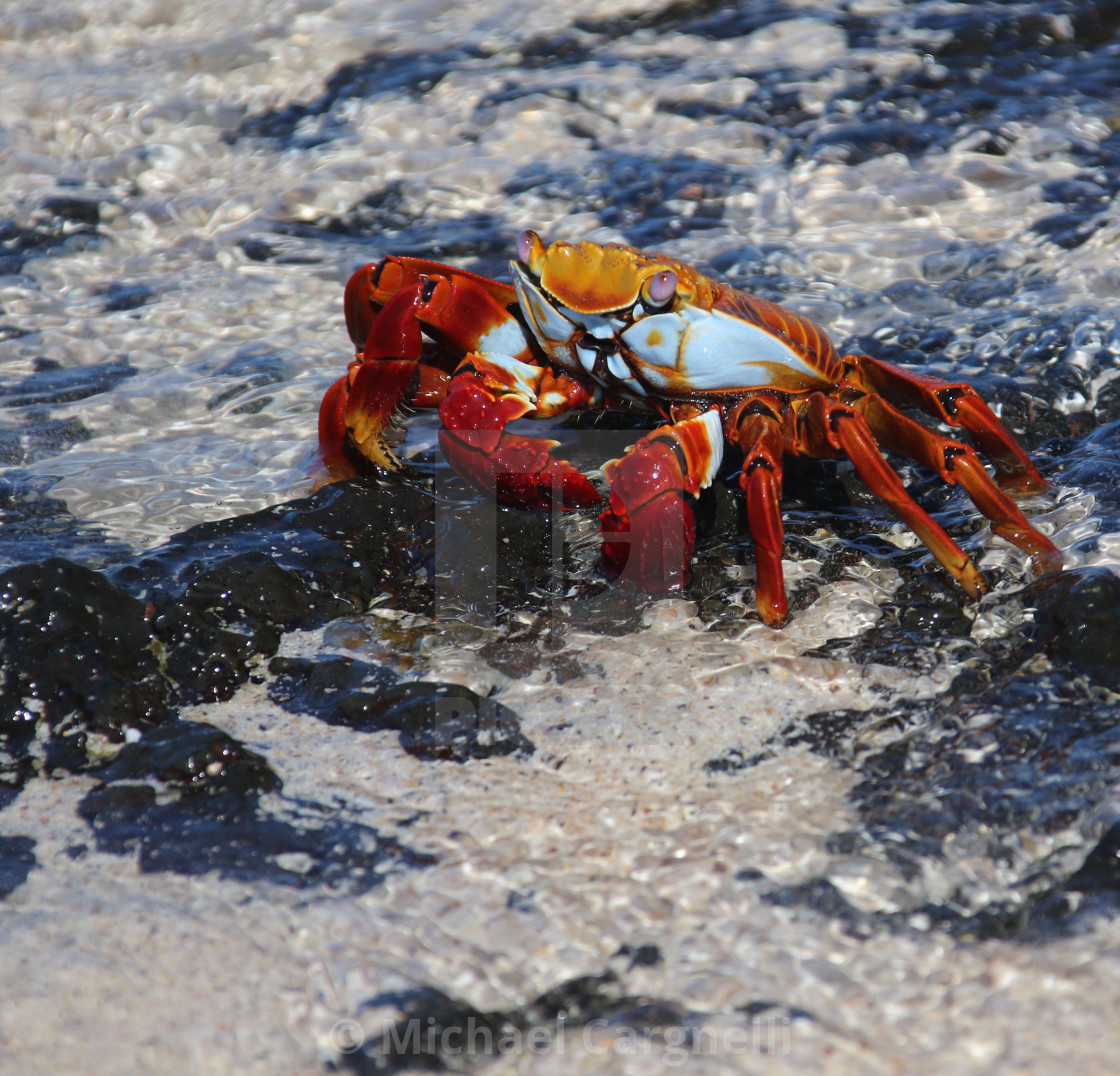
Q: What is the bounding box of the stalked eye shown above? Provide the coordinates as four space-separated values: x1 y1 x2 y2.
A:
640 269 677 313
649 270 676 304
517 230 547 275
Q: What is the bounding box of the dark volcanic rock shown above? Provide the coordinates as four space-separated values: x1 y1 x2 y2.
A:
77 719 435 892
269 657 534 762
1030 567 1120 691
0 835 36 897
0 558 168 773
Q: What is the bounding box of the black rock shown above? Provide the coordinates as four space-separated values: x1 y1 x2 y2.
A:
1030 567 1120 690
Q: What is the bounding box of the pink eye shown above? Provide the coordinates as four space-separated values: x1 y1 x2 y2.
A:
517 230 534 263
648 270 676 305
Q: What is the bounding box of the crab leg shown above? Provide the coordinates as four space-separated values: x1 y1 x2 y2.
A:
320 265 527 475
857 394 1063 573
797 394 987 597
439 362 602 510
599 410 724 591
734 407 789 627
843 354 1047 493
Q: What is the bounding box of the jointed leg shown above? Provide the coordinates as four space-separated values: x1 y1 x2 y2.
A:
734 407 789 626
855 394 1062 573
796 394 987 597
320 284 429 472
843 354 1048 493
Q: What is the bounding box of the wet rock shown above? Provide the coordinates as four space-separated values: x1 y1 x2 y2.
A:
0 477 442 800
78 718 433 891
97 282 153 313
0 357 135 408
0 416 92 466
96 721 281 798
808 570 981 671
372 683 534 762
146 476 435 618
340 986 512 1075
0 196 101 274
762 878 867 928
177 550 337 652
1030 567 1120 690
268 655 399 715
1043 819 1120 927
129 478 436 707
78 778 432 892
1017 818 1120 936
0 558 168 773
338 972 715 1074
0 474 131 574
38 194 101 226
270 657 533 762
549 653 589 683
838 667 1120 936
0 835 36 898
806 120 935 166
151 597 260 706
1066 821 1120 896
780 708 864 759
477 636 541 677
617 943 663 969
703 748 770 773
228 45 484 146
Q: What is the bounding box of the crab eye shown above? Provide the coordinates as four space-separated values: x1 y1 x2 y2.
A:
640 269 677 313
517 230 548 276
649 270 676 304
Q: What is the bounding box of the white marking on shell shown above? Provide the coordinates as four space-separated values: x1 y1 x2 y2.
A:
479 354 544 404
622 306 827 391
477 317 532 359
538 390 571 413
575 345 598 374
695 408 723 488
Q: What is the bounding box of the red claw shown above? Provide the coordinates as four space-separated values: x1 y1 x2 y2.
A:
318 370 355 463
439 375 601 510
599 440 695 590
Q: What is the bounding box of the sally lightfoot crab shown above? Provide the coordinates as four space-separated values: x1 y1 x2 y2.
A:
319 231 1062 626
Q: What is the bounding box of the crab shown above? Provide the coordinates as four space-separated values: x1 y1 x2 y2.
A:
318 230 1062 626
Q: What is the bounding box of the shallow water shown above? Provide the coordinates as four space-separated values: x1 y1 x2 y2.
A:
4 1 1120 1073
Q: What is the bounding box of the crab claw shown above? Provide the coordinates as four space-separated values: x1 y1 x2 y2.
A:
599 440 696 590
318 368 356 463
317 283 429 474
598 411 724 590
439 373 601 509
